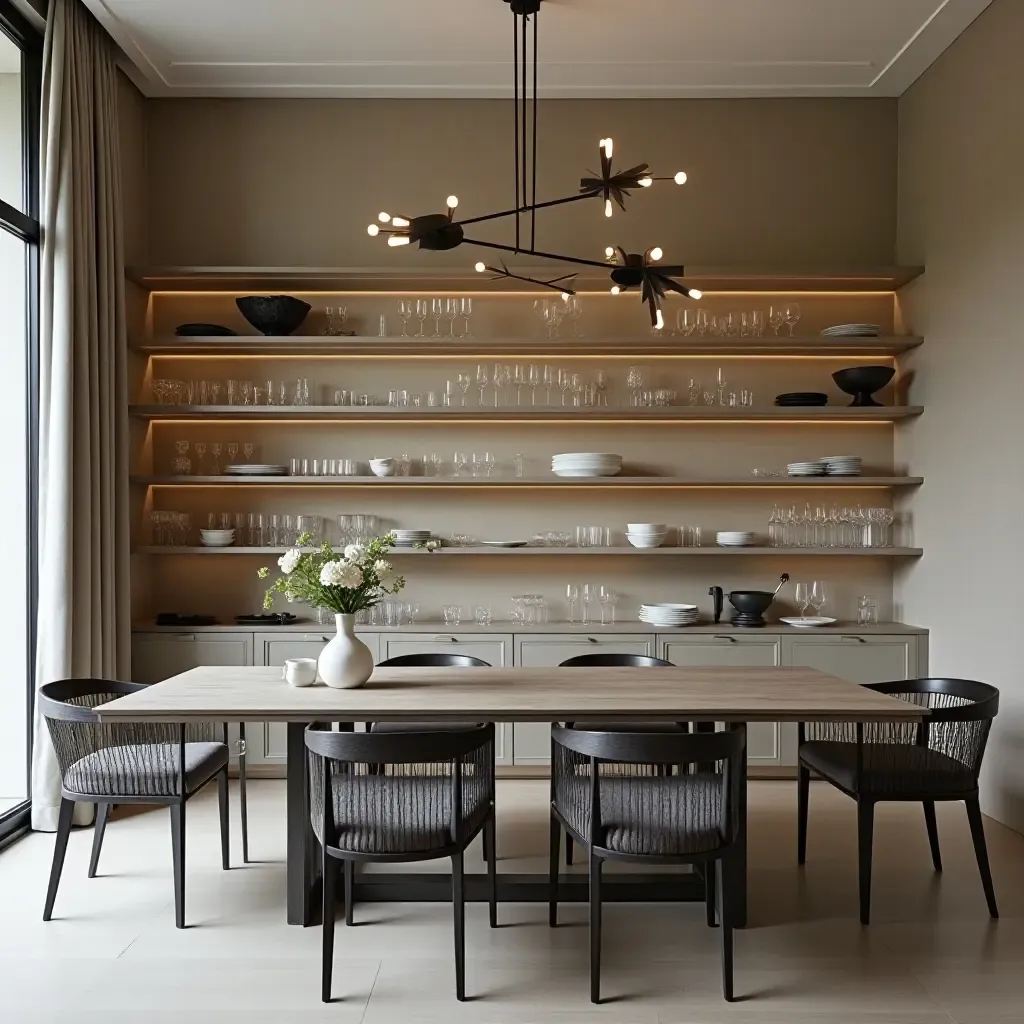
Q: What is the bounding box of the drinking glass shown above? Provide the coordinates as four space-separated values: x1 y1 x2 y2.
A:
453 451 468 478
243 443 255 463
565 583 579 623
482 451 496 477
209 442 222 474
858 595 879 625
677 308 697 336
769 305 785 335
557 368 572 406
430 298 443 337
594 371 609 407
226 380 240 406
513 452 524 478
443 298 459 337
726 312 741 337
459 297 473 337
565 295 583 337
492 363 507 407
542 365 555 405
512 364 525 405
626 365 644 406
456 373 472 407
751 310 765 336
570 373 584 407
172 441 191 476
533 298 550 337
474 606 493 627
580 583 594 625
247 512 264 547
193 442 207 474
795 582 811 616
809 581 827 616
470 452 484 477
475 363 489 406
525 364 540 405
695 308 709 336
443 605 463 626
784 302 802 336
414 299 428 337
598 586 617 625
397 299 413 337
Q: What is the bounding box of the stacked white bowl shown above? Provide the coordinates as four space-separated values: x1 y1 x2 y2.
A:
716 530 756 547
392 529 431 547
551 452 623 478
821 455 862 476
626 523 667 548
200 529 235 548
640 603 700 627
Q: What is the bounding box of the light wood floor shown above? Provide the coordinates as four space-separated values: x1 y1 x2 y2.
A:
2 779 1022 1023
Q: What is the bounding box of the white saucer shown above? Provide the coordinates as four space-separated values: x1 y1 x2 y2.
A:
779 616 837 628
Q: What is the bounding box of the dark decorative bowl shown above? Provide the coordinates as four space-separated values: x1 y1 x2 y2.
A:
235 295 311 336
832 365 895 407
175 322 236 337
728 591 776 617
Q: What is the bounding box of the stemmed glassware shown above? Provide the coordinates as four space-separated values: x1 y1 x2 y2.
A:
795 582 811 617
193 442 207 474
527 364 541 405
456 373 472 407
453 451 468 478
443 298 459 337
397 300 413 337
172 441 192 476
209 442 222 475
414 299 428 337
566 583 579 623
492 363 507 406
626 365 644 406
556 369 572 406
475 363 489 406
226 442 239 466
482 451 496 477
784 302 802 336
598 585 617 625
513 364 525 405
542 364 554 405
430 298 444 337
565 295 583 337
808 581 827 617
716 366 728 407
769 305 785 336
459 297 473 337
242 443 255 463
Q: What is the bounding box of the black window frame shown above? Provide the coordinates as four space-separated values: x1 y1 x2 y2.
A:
0 0 42 847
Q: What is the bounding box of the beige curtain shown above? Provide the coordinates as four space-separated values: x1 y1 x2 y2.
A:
31 0 130 831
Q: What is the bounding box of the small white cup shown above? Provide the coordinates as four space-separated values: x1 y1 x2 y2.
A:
283 657 318 687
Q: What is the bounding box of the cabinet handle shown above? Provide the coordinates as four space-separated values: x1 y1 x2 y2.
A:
712 635 737 643
841 635 866 643
433 635 458 642
166 634 196 642
570 636 599 643
301 634 328 642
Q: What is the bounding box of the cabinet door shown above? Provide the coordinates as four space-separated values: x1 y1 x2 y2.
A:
513 633 657 765
132 632 252 684
658 634 785 766
378 632 513 766
784 635 918 684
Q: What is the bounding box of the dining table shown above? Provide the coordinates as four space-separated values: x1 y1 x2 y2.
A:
94 664 926 927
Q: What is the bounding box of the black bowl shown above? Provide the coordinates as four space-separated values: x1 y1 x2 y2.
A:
728 591 775 616
236 295 311 336
832 365 895 407
175 322 236 337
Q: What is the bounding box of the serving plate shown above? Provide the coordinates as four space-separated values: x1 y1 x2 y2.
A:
779 616 838 628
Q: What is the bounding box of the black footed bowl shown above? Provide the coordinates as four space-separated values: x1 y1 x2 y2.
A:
236 295 311 336
728 591 775 617
832 365 895 407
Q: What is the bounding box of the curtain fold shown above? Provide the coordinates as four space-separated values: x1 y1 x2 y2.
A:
31 0 130 831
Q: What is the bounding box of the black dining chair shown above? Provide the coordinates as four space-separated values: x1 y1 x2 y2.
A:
558 653 685 865
550 725 745 1003
306 723 497 1003
38 678 232 928
797 677 1000 924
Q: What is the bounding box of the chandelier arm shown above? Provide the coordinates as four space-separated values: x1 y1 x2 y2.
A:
457 189 600 228
462 236 612 270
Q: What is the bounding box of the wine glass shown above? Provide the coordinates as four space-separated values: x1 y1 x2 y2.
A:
557 368 572 406
513 364 525 405
795 582 811 617
492 363 507 406
533 298 550 337
598 585 617 625
784 302 802 336
456 372 472 407
482 451 496 477
443 298 459 337
226 442 239 466
565 583 579 623
696 308 709 336
242 442 255 463
769 305 785 336
192 442 207 474
397 299 413 337
570 373 584 407
595 371 609 407
716 366 728 406
565 295 583 337
414 299 428 337
172 440 191 476
677 309 697 336
430 298 443 337
475 363 489 406
527 364 541 405
459 297 473 337
470 452 484 477
209 442 222 475
626 365 644 406
453 451 468 478
809 581 827 617
542 364 554 405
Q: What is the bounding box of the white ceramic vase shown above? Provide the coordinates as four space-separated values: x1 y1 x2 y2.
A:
318 613 374 689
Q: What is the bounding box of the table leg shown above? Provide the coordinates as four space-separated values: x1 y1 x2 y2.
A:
730 722 748 928
286 720 318 926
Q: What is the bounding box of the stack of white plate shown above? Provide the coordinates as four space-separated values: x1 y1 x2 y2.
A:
200 529 235 547
820 324 883 337
626 523 667 548
551 452 623 478
392 529 432 547
821 455 862 476
225 463 288 476
787 460 828 477
640 603 699 627
716 531 756 547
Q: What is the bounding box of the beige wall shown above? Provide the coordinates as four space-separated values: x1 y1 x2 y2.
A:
142 97 897 267
896 0 1024 830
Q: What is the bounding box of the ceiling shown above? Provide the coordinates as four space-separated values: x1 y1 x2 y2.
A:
85 0 994 99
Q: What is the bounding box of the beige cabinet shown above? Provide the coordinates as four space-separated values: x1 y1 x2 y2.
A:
378 632 514 766
132 631 253 684
659 633 786 765
512 633 657 765
784 634 920 684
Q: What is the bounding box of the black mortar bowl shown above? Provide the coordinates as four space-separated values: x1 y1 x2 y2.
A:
832 365 895 407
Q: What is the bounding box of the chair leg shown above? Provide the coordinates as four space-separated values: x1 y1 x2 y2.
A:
965 796 999 918
344 860 355 927
88 802 110 879
589 849 603 1005
705 860 717 927
322 851 336 1002
452 850 466 1001
923 800 942 872
485 813 498 928
857 799 874 926
717 855 735 1002
43 797 75 921
218 768 230 870
797 762 810 865
548 813 560 927
170 801 186 929
238 722 249 864
565 832 573 866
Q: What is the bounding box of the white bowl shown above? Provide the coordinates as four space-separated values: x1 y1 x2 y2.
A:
626 533 667 548
627 523 667 535
370 460 397 478
200 530 234 540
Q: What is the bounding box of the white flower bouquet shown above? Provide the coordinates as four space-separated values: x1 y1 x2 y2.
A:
258 533 406 614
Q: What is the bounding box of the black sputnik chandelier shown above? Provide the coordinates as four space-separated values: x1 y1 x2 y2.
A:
366 0 702 329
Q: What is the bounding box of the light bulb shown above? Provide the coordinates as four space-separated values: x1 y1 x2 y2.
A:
638 176 653 187
387 235 410 247
674 171 688 185
610 285 621 295
690 288 703 300
655 309 664 331
601 137 613 158
378 212 391 223
604 199 613 218
367 224 380 236
446 195 459 209
649 246 663 261
604 246 615 258
474 262 486 273
391 216 410 228
561 291 570 301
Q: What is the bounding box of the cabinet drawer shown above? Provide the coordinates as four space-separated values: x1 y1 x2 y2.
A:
132 632 252 684
516 633 655 669
379 632 511 666
784 635 918 684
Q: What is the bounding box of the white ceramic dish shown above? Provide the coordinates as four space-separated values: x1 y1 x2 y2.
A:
479 540 528 548
552 467 622 478
370 461 397 478
779 616 838 628
627 523 667 534
626 534 666 548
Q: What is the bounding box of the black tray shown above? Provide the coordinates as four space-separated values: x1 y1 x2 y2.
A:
234 613 299 626
155 613 218 626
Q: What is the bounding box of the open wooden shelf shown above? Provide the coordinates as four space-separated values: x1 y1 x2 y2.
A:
129 405 924 423
133 335 921 358
135 475 924 489
126 265 925 293
134 545 923 558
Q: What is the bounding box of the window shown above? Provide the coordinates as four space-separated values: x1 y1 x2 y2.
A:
0 0 40 843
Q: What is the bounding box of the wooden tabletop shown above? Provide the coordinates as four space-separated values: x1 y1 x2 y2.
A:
95 666 925 724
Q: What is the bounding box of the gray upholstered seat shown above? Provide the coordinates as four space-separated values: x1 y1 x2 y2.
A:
557 773 725 856
64 742 229 798
316 773 492 855
800 741 975 796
